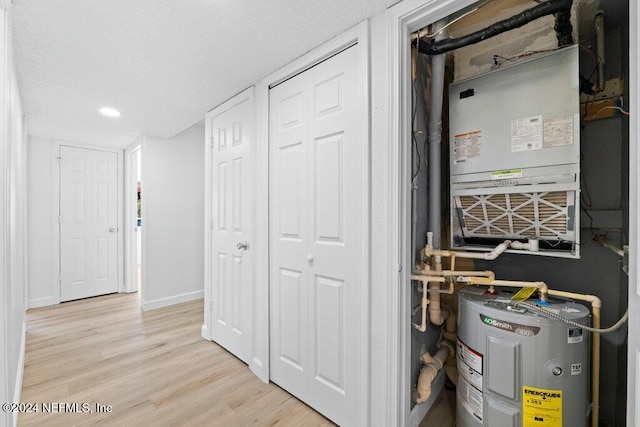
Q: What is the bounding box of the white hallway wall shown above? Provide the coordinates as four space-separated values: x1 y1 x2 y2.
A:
27 123 204 311
26 135 54 307
142 123 204 310
1 3 28 427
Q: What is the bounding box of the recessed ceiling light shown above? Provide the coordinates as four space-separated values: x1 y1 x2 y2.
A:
99 107 121 117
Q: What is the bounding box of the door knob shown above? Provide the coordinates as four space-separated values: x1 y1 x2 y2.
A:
109 227 116 233
307 254 314 263
237 241 248 250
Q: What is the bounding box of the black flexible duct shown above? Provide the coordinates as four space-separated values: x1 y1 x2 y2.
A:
554 7 574 46
417 0 573 56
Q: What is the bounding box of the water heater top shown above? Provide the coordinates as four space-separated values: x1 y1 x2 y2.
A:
458 285 591 322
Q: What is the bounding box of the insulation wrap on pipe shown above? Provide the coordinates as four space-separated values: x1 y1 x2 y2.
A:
416 0 574 56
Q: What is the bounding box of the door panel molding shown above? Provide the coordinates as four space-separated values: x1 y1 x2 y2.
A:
202 87 255 356
58 145 120 301
52 141 124 305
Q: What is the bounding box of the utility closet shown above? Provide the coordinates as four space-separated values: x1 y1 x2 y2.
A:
408 1 629 426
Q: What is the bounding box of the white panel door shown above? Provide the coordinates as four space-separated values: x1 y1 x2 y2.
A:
60 146 118 301
210 98 253 364
269 45 362 426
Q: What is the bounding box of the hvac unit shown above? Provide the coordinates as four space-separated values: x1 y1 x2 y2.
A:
456 286 590 427
449 46 580 258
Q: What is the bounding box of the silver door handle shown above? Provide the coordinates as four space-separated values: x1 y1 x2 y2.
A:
109 227 116 233
237 241 248 250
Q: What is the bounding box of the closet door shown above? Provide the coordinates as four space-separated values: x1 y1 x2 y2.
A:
269 45 362 426
208 95 254 364
59 146 118 302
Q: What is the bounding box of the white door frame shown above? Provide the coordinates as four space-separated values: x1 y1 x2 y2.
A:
52 141 124 304
627 2 639 425
386 2 478 424
388 1 639 425
202 87 255 343
254 21 370 422
124 141 142 294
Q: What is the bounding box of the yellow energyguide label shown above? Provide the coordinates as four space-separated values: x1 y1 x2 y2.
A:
511 287 537 302
523 386 562 426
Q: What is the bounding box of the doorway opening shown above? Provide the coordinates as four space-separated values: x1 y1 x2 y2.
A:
404 1 630 426
126 144 143 299
136 149 142 293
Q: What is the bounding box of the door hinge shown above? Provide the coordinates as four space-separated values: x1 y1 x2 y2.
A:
210 219 214 230
398 264 403 273
56 156 62 166
210 136 214 149
58 273 62 283
58 216 62 224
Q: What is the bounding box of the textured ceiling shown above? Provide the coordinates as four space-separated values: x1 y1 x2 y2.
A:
12 0 399 148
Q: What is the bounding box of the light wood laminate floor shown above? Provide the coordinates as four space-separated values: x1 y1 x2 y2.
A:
20 293 333 426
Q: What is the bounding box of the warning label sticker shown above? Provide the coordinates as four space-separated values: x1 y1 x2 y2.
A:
453 131 482 164
457 339 483 422
523 386 563 427
459 375 484 422
457 339 482 374
511 116 543 152
568 327 584 343
544 115 574 148
459 358 483 391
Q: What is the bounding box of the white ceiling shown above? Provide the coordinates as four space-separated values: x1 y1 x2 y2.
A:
12 0 399 148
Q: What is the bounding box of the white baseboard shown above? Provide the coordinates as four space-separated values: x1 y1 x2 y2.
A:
141 289 203 311
12 321 26 427
27 296 56 309
409 369 446 427
201 324 210 340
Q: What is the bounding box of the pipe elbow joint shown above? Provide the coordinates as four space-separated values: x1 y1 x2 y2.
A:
536 282 549 301
589 295 602 309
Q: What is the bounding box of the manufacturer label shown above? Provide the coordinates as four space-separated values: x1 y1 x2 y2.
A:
568 327 584 343
453 130 482 164
457 339 483 421
511 116 543 152
543 115 574 148
480 314 541 337
491 169 523 180
523 386 562 426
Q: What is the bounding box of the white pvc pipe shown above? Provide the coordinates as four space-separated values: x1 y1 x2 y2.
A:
510 239 539 252
426 240 512 260
411 275 444 331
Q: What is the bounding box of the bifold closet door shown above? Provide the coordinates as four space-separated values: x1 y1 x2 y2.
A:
269 45 363 426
